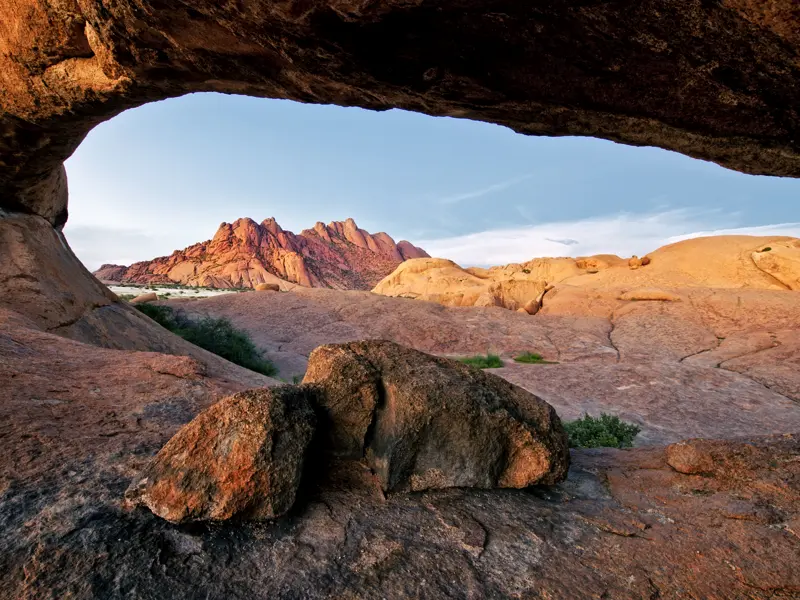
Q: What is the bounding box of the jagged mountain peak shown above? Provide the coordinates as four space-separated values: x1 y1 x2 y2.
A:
94 217 429 290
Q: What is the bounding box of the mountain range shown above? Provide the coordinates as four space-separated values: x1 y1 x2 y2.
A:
93 217 428 290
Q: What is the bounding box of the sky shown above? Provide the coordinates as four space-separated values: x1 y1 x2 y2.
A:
63 92 800 271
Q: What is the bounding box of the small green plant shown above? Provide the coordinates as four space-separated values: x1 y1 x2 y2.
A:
759 247 772 252
513 351 557 364
117 293 136 301
458 353 504 369
563 414 640 449
521 268 531 274
134 304 277 377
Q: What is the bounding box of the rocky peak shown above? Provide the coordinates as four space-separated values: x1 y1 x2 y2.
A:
261 217 284 235
94 217 429 291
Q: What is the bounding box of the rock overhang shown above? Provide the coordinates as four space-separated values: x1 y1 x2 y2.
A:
2 0 800 228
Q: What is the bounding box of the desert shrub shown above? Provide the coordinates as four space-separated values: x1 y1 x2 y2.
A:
563 414 640 449
513 351 557 364
458 353 504 369
759 247 772 252
134 303 179 328
117 294 136 301
134 304 277 376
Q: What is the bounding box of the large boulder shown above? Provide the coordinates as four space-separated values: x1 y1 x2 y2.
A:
302 340 569 492
130 292 158 304
255 283 281 292
126 387 316 523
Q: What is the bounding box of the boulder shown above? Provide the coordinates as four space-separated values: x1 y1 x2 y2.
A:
129 292 158 304
302 340 569 492
126 387 316 523
641 256 651 266
751 239 800 290
666 440 716 475
255 283 280 292
522 298 540 315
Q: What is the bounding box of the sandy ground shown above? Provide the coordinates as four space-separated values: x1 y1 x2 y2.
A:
107 283 243 299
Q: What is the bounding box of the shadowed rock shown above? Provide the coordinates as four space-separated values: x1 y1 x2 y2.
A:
126 387 316 523
4 0 800 226
303 340 570 491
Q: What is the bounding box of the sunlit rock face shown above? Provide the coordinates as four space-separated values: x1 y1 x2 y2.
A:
93 217 428 290
2 0 800 227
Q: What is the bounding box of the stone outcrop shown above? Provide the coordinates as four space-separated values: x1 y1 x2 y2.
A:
255 283 280 292
94 217 428 290
374 235 800 312
127 388 317 523
4 0 800 228
129 292 158 304
93 264 128 281
2 242 800 597
3 3 800 595
168 284 800 441
750 238 800 290
303 340 570 491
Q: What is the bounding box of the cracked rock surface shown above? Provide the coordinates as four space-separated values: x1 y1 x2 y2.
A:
302 340 570 491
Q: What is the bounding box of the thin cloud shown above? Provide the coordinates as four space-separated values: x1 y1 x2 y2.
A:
436 173 534 205
545 237 580 246
63 225 198 272
412 210 800 267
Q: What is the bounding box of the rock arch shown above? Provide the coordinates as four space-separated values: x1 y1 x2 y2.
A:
2 0 800 229
1 0 799 343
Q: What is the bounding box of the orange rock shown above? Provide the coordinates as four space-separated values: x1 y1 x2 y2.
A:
523 298 540 315
126 387 317 523
666 440 716 474
130 292 158 304
303 340 570 492
92 217 428 291
255 283 280 292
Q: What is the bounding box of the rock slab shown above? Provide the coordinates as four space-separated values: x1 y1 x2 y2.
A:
126 387 316 523
303 340 570 492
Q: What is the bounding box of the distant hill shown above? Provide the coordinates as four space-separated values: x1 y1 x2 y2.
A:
94 217 428 290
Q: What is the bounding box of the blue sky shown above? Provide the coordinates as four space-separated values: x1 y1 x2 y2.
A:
64 92 799 270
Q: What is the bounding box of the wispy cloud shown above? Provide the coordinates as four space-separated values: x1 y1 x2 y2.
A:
436 173 534 205
413 209 800 267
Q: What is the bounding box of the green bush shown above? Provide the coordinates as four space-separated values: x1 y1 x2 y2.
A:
134 304 277 377
563 414 640 449
458 353 504 369
513 351 557 364
134 303 179 328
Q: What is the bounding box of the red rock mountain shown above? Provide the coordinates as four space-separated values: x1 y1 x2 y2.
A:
93 218 428 290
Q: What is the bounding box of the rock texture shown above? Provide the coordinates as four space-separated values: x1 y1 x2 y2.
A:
374 235 800 311
129 292 157 304
2 238 799 598
4 0 800 227
303 340 570 491
373 256 583 310
94 217 427 290
167 282 800 443
127 387 317 523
